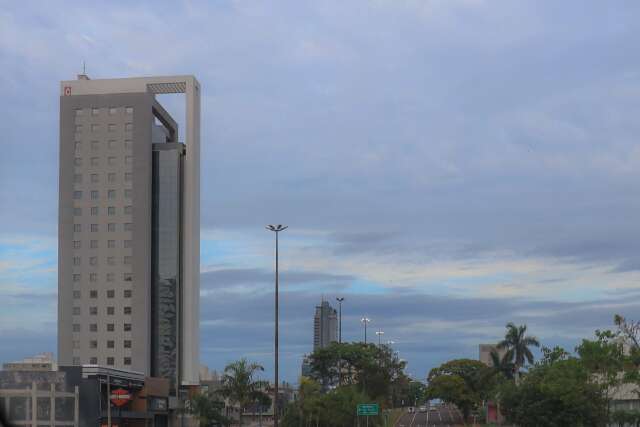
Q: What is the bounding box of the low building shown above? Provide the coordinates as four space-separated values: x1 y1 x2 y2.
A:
479 344 508 367
3 353 58 372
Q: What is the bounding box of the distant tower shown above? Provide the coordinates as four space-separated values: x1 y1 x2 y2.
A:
313 299 338 350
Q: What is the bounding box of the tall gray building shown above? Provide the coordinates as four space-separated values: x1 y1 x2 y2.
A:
57 74 201 386
313 300 338 350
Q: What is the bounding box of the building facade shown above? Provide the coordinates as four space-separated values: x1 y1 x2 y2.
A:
313 300 338 350
57 75 200 386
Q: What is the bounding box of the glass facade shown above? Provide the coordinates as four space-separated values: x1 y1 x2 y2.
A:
151 144 184 386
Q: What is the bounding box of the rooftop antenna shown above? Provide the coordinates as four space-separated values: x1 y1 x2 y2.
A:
82 60 86 75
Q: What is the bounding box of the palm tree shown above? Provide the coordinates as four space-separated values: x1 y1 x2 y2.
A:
489 349 515 380
498 322 540 383
221 358 270 426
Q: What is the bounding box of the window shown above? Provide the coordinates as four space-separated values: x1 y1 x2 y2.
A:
73 257 81 266
75 141 81 152
125 156 132 165
124 290 132 298
124 172 132 182
72 307 80 315
75 108 84 116
89 256 97 266
72 340 80 349
91 206 98 216
124 223 132 231
124 273 132 282
91 190 99 200
108 240 116 248
91 108 100 116
91 141 100 151
72 357 81 365
107 323 115 332
124 357 131 366
90 324 97 332
108 124 116 132
74 224 81 232
74 207 82 216
124 206 132 214
106 273 114 282
107 340 115 348
124 139 132 150
73 274 81 282
73 173 82 183
124 240 132 248
107 357 114 366
124 256 131 265
108 173 116 183
91 224 98 232
90 357 98 364
89 307 98 315
73 290 81 299
108 206 116 216
125 123 133 132
90 290 98 298
75 125 82 133
108 223 116 232
124 307 132 315
125 107 133 114
89 273 97 282
108 190 116 199
107 290 115 298
73 190 82 200
90 157 99 166
73 240 81 249
90 240 98 249
109 107 117 115
108 156 116 165
72 324 80 332
124 340 132 348
124 323 132 332
107 307 115 315
91 173 99 183
91 124 99 132
108 139 117 149
74 157 82 166
90 340 98 349
107 256 115 266
124 189 132 199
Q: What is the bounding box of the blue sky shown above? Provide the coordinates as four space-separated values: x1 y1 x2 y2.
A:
2 0 640 383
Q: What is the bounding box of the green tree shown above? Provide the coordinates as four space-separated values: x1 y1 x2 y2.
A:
498 322 540 382
190 391 230 427
221 359 269 426
489 349 515 380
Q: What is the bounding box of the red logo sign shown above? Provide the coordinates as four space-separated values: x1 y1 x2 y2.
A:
63 86 71 96
110 388 132 407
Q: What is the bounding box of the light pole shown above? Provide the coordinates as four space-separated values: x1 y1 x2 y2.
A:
266 224 287 427
361 317 371 344
376 329 384 346
336 297 344 343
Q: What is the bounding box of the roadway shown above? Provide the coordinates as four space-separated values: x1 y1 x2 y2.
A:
394 405 464 427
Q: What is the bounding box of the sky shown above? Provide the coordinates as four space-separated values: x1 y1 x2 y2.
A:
1 0 640 384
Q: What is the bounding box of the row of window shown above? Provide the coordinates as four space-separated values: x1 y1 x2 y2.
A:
72 256 132 266
73 156 133 167
75 107 133 116
73 206 132 216
72 273 133 282
72 357 132 366
73 339 132 349
72 306 132 315
73 239 132 249
74 123 133 133
72 189 133 200
72 323 132 332
73 289 132 298
75 139 132 152
74 173 132 184
73 223 133 232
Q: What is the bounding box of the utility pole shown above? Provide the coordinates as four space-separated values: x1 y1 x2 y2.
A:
336 297 344 343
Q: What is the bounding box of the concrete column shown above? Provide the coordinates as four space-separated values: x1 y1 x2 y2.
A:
50 383 56 427
74 386 79 427
31 382 37 427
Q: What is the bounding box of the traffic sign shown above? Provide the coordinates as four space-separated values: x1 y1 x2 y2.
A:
357 403 379 416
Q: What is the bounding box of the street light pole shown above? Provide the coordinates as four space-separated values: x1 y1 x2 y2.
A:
336 297 344 344
376 329 384 346
361 317 370 344
266 224 288 427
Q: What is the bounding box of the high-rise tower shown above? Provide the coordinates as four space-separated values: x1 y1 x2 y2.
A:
313 300 338 350
57 75 200 386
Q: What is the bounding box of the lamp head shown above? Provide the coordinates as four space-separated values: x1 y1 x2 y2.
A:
266 224 288 232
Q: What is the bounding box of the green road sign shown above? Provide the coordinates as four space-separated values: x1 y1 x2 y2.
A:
357 403 379 416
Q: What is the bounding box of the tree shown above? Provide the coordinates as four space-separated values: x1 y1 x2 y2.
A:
190 391 230 427
498 322 540 382
499 357 608 427
489 349 515 381
221 359 270 426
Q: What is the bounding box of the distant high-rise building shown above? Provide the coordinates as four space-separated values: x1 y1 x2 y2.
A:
57 74 201 386
313 300 338 350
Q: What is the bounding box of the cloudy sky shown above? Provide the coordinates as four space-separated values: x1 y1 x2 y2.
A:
2 0 640 383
